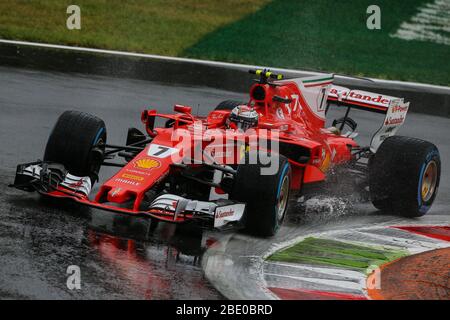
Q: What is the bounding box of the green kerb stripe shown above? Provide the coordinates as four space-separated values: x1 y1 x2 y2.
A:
267 237 408 272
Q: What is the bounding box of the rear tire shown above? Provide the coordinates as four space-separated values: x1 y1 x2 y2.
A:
369 136 440 217
44 110 107 177
215 100 244 111
230 151 291 237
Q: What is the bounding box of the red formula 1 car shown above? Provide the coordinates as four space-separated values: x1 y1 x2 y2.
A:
11 70 441 236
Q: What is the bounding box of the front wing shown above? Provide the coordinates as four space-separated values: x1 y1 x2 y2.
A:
10 161 246 230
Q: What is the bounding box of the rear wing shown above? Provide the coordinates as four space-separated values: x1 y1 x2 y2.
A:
327 85 410 152
328 85 401 114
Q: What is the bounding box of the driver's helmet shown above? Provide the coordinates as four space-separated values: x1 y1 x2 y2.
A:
227 105 258 131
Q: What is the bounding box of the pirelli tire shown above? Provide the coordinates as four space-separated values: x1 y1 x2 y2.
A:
215 100 244 111
369 136 440 217
230 151 291 237
43 110 107 178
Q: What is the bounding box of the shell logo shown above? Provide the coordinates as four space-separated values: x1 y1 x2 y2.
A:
134 158 161 170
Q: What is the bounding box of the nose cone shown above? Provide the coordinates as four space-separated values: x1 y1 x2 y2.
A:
107 187 132 203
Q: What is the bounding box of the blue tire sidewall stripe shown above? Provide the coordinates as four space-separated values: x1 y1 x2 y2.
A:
277 162 290 199
93 127 104 145
273 162 290 229
417 163 427 207
417 148 439 213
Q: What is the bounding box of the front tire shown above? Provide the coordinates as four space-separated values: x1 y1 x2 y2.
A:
44 110 107 177
369 136 440 217
230 151 291 237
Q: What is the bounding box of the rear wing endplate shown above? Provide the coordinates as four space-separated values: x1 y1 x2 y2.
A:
327 85 409 152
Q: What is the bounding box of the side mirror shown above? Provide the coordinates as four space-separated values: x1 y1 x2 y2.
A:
141 109 157 137
174 104 192 114
141 109 157 123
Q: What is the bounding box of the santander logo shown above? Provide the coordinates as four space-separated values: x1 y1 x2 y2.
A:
385 115 405 125
348 91 390 105
329 88 390 105
216 209 235 219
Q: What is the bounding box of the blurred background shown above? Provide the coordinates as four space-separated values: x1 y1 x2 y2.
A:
0 0 448 85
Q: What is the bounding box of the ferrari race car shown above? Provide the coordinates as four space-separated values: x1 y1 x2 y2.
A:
11 69 441 237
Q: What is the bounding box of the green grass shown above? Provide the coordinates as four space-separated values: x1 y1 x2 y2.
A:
184 0 450 85
267 237 407 271
0 1 448 85
0 0 269 56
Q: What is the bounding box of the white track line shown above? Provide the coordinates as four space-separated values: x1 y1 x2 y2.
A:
322 229 448 253
265 261 365 280
391 0 450 46
264 273 364 292
1 39 449 92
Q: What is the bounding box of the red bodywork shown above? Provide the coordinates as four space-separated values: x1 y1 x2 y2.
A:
44 75 360 222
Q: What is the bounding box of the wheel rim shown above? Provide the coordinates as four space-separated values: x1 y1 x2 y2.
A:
421 160 438 202
277 175 290 221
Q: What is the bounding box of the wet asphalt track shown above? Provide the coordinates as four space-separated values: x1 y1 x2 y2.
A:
0 66 449 299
